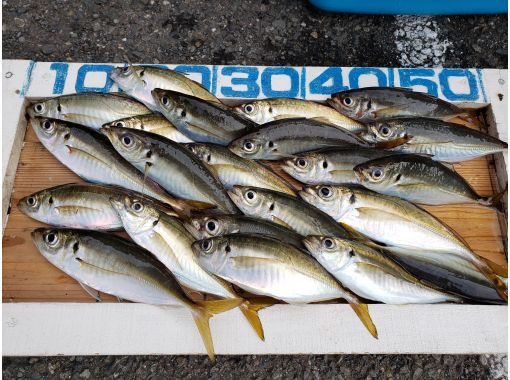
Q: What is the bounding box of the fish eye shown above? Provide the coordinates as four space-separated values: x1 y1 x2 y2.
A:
115 121 125 128
297 158 307 168
34 103 45 114
121 134 134 147
44 231 59 246
122 66 130 73
244 104 255 114
342 96 353 107
161 96 170 106
131 201 143 212
348 248 355 258
380 125 391 136
201 239 213 252
371 168 384 179
245 190 256 201
206 220 218 233
319 186 332 198
26 196 36 206
41 120 53 131
323 238 335 249
243 140 255 152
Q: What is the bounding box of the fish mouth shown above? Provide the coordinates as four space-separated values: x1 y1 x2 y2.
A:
280 160 296 175
183 221 202 239
227 186 243 205
109 196 124 211
151 88 166 101
298 187 316 204
109 67 122 81
99 125 113 138
352 165 366 181
302 235 322 255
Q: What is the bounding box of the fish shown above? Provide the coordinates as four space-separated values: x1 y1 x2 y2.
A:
281 148 394 185
228 118 372 160
31 228 242 360
104 114 193 143
100 125 238 214
227 186 348 238
232 98 366 133
151 89 258 145
110 194 270 340
30 117 191 216
27 93 151 130
328 87 465 122
303 236 461 304
359 118 508 162
299 185 508 301
192 234 378 338
184 214 304 249
110 65 222 111
18 183 178 230
353 154 502 205
186 143 296 196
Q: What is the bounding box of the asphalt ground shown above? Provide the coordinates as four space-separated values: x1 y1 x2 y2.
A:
2 0 508 378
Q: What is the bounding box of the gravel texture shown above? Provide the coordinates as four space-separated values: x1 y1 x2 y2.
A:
2 0 508 378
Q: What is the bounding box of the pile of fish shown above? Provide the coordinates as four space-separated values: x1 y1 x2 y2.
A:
21 64 508 360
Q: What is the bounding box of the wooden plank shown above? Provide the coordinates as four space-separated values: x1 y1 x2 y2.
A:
3 303 507 356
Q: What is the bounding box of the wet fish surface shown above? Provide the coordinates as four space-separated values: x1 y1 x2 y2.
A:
192 233 378 338
233 98 366 133
104 114 193 143
27 93 151 130
328 87 464 122
282 148 393 185
228 186 348 238
110 65 222 111
304 236 461 304
152 89 257 145
101 125 238 213
229 118 371 160
186 143 296 195
359 118 508 162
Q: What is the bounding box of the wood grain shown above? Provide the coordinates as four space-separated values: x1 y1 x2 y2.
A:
3 121 507 303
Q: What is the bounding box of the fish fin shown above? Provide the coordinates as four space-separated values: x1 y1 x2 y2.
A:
54 205 102 216
469 256 508 301
308 116 339 126
116 296 125 303
478 184 507 208
173 199 217 218
63 113 103 123
347 303 378 339
375 135 411 149
480 257 508 278
239 298 276 341
79 282 101 302
229 256 281 268
192 298 243 361
271 215 294 230
329 169 355 176
339 222 373 242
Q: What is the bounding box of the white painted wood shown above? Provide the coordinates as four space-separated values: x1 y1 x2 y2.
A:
3 303 507 356
2 60 507 355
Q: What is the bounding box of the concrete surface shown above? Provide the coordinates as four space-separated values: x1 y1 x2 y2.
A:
2 0 508 378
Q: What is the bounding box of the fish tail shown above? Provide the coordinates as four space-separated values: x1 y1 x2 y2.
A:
238 298 277 341
192 298 243 361
471 257 508 302
449 110 483 128
478 184 507 208
347 303 378 339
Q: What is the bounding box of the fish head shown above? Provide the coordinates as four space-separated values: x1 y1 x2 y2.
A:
299 185 352 220
282 153 325 183
353 159 391 189
109 194 160 236
362 121 406 145
100 125 152 166
109 65 145 92
328 91 372 121
30 117 71 150
27 98 62 120
185 215 229 239
31 228 78 270
18 189 54 221
228 135 266 159
233 100 270 124
151 89 186 122
227 186 271 219
191 236 231 275
303 235 353 271
103 116 143 131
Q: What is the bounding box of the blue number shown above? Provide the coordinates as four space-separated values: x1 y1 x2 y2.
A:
75 64 115 93
398 68 438 97
439 69 479 101
220 67 259 98
261 67 299 98
174 65 211 91
349 68 387 89
309 67 348 94
49 62 69 95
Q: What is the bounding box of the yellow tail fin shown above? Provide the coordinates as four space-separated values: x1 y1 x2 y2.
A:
191 298 243 361
348 303 378 339
238 298 277 341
